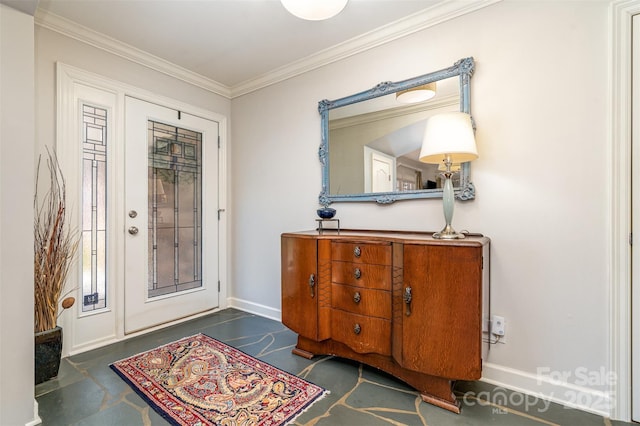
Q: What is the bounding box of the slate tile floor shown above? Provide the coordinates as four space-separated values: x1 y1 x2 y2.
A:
36 309 635 426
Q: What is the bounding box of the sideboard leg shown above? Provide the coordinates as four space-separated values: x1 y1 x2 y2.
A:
421 391 461 414
292 347 315 359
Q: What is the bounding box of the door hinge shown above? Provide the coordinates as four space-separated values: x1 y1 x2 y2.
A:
218 135 221 148
178 110 182 120
630 232 633 246
218 280 221 292
218 208 225 220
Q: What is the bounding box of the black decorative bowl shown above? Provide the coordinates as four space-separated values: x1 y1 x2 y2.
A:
316 207 336 219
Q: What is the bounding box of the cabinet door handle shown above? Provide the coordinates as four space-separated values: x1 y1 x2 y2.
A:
353 291 361 304
403 286 412 316
354 268 362 279
353 323 361 335
308 274 315 298
354 246 361 258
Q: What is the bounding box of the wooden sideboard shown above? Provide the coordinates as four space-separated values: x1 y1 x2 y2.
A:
281 229 490 413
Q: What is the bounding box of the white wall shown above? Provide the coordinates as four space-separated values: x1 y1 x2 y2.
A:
231 0 611 413
0 4 38 425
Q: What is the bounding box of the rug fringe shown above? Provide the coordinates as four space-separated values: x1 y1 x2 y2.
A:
285 389 331 425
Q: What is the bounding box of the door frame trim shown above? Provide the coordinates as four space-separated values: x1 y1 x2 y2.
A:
610 0 640 421
56 62 228 355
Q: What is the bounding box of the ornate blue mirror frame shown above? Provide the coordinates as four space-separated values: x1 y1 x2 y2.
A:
318 57 475 206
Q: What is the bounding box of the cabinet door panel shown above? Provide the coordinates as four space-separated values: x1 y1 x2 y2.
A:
281 236 318 340
402 244 483 379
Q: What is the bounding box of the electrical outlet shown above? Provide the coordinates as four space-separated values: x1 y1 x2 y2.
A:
492 315 505 337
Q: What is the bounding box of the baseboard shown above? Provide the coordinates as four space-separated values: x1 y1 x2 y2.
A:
227 297 281 322
26 399 42 426
481 362 613 417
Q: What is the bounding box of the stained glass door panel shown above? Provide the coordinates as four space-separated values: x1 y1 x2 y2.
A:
148 122 203 298
81 104 108 312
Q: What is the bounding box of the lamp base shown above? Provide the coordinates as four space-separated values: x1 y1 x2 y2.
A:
433 224 466 240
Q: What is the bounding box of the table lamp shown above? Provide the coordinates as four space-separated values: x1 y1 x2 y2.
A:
419 112 478 239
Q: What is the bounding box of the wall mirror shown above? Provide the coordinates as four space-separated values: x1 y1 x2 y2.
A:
318 57 475 205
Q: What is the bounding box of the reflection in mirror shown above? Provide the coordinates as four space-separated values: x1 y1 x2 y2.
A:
328 88 459 195
318 57 475 205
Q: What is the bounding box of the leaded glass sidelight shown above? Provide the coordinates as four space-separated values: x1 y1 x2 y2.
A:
82 104 108 312
148 121 202 298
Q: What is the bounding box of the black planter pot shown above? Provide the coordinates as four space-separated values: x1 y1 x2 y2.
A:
35 326 62 385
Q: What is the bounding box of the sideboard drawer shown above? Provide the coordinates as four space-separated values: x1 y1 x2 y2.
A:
331 241 391 265
331 284 391 319
331 261 391 289
331 310 391 355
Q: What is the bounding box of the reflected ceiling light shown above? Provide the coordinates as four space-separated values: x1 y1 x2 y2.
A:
281 0 348 20
396 82 437 103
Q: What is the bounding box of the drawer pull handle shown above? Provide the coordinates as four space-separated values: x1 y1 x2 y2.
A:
353 291 361 304
354 246 361 258
403 287 412 316
354 268 362 279
353 323 361 335
308 274 315 298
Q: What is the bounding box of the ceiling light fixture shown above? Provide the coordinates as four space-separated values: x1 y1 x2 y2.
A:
281 0 349 21
396 82 437 103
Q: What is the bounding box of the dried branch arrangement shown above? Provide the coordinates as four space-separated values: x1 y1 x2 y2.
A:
34 148 79 333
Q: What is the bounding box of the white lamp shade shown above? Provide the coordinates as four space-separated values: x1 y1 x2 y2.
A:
419 112 478 164
281 0 348 20
396 83 436 103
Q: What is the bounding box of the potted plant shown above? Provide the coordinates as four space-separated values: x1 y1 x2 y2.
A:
34 148 79 384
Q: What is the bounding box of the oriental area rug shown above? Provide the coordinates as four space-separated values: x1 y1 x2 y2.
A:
110 334 327 426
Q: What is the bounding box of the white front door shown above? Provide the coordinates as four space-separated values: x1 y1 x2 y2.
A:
124 96 219 333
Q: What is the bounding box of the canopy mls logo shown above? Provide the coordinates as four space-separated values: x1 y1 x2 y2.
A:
535 366 616 412
461 367 616 414
536 366 617 387
461 387 552 414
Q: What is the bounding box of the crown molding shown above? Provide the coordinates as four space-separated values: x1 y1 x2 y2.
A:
35 0 501 100
35 9 232 99
230 0 502 97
